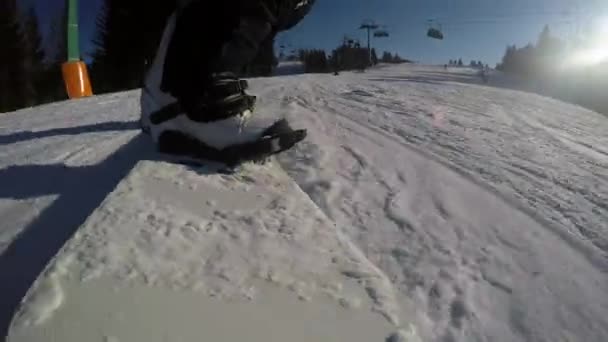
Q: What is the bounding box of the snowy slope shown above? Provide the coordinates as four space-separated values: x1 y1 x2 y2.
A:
1 64 607 342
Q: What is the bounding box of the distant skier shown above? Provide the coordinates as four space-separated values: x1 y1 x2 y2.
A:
140 0 316 166
480 66 489 84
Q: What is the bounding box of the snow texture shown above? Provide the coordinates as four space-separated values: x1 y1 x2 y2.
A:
9 160 407 342
1 64 607 342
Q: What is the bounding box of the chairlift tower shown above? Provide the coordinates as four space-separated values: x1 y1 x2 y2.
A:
359 20 379 65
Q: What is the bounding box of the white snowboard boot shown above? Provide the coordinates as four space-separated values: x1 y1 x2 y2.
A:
140 1 307 166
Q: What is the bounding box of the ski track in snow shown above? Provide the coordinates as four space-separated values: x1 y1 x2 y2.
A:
0 64 607 342
260 66 608 341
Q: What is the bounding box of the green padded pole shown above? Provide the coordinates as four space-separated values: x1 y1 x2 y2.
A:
67 0 80 61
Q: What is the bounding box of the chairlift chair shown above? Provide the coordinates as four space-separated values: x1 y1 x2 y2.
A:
427 20 444 40
374 30 389 38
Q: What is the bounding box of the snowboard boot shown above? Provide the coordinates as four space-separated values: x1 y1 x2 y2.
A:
140 0 310 166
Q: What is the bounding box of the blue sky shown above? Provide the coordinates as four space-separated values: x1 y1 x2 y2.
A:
279 0 608 65
24 0 608 66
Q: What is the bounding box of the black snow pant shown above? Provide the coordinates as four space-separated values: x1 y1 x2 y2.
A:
161 0 315 100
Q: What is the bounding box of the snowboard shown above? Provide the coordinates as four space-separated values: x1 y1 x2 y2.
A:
6 158 415 342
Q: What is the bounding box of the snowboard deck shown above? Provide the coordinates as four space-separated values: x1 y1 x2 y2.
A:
7 159 418 342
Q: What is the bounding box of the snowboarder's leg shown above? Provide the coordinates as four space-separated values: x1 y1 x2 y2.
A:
141 0 315 164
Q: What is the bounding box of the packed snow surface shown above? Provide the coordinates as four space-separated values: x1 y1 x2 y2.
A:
1 64 607 342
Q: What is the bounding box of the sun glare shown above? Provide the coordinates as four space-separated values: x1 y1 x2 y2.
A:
564 16 608 68
571 46 608 66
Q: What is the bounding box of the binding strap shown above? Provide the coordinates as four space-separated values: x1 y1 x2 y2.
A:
149 79 254 125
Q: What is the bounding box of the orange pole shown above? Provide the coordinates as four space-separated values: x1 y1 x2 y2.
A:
62 0 93 99
62 61 93 98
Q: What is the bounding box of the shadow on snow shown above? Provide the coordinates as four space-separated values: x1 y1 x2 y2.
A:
0 121 140 145
0 121 222 338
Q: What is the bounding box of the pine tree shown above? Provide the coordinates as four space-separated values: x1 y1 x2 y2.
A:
382 52 393 63
537 25 553 52
535 25 563 75
0 0 29 112
497 45 515 71
92 0 175 93
21 7 46 106
46 1 67 65
22 8 45 68
301 49 330 73
41 0 68 102
497 25 564 77
458 58 463 66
